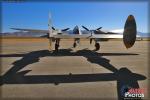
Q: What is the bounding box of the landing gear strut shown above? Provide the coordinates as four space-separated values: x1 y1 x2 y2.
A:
55 38 60 52
90 39 92 44
73 38 80 48
73 42 77 48
95 42 100 51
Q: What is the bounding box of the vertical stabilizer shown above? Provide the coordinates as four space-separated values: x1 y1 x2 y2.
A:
48 12 52 37
123 15 137 48
48 12 53 51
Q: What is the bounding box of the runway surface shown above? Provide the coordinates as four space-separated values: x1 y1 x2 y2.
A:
0 38 149 100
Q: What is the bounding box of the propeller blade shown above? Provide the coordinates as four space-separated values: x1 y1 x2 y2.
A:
52 27 55 30
82 26 90 31
96 27 102 30
61 28 70 31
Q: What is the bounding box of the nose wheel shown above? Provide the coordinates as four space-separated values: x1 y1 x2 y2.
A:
95 43 100 51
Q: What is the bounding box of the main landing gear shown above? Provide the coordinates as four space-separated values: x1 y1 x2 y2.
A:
73 38 80 48
55 38 60 52
95 42 100 51
73 42 77 48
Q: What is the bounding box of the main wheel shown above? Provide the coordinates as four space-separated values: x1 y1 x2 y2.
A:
95 43 100 51
73 43 77 48
90 39 92 44
55 43 59 52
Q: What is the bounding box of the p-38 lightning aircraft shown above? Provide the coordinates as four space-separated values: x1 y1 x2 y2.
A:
11 14 137 51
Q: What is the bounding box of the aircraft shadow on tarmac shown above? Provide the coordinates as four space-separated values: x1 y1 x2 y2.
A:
0 49 146 99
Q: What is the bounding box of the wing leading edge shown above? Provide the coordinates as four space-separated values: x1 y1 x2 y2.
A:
10 28 48 33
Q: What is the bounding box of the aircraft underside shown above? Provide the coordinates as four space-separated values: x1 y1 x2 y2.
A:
49 38 101 52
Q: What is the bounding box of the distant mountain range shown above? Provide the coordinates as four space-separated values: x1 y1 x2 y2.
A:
110 29 149 38
0 29 149 37
0 32 46 37
137 32 150 37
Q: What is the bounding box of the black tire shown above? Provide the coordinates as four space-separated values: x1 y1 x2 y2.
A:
95 43 100 51
90 39 92 44
73 43 77 48
55 43 59 52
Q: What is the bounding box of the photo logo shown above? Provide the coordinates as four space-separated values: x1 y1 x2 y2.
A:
121 85 144 99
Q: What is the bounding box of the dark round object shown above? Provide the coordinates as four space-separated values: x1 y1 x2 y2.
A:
95 43 100 51
73 43 77 48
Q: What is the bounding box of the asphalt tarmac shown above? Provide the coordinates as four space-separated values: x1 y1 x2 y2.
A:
0 38 149 100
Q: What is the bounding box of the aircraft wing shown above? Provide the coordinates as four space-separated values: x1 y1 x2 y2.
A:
94 30 120 35
53 34 90 38
11 28 49 33
52 34 124 39
90 34 123 38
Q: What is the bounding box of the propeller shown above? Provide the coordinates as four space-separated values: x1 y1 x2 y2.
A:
82 26 93 43
82 26 102 31
52 27 69 31
82 26 90 31
52 26 55 30
82 26 102 44
96 27 102 30
61 28 70 31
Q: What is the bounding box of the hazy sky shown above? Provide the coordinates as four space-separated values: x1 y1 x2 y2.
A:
1 1 148 33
